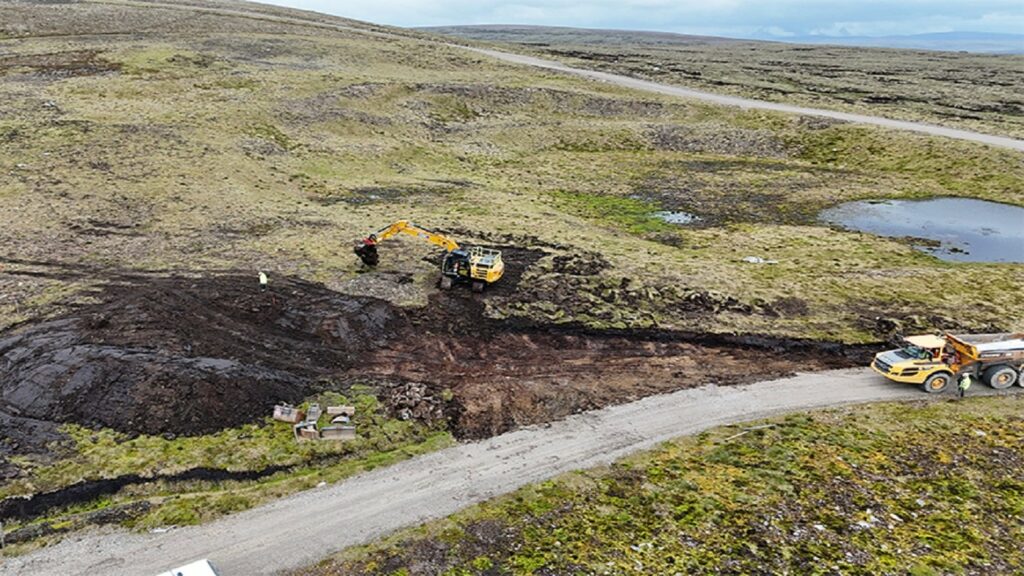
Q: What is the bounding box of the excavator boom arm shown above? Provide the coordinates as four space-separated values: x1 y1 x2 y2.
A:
358 220 503 288
373 220 460 252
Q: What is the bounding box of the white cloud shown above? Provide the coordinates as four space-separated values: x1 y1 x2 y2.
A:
267 0 1024 37
809 11 1024 36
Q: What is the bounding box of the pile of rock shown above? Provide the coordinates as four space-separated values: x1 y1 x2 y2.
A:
385 382 446 422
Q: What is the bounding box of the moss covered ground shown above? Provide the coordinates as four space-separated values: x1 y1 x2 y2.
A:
1 0 1022 551
0 2 1022 344
302 395 1024 576
0 389 452 553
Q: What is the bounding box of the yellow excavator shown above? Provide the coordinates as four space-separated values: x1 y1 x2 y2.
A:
354 220 504 291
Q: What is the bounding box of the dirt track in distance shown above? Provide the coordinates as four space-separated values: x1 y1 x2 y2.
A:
460 46 1024 151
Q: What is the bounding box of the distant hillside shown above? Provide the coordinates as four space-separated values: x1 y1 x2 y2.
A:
421 24 738 47
423 25 1024 54
0 0 411 39
424 24 1024 138
778 31 1024 54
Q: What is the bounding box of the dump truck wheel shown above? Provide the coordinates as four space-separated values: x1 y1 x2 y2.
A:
472 281 485 293
983 365 1018 390
440 276 454 290
922 373 951 393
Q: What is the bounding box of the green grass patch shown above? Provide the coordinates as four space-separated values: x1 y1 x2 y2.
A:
549 189 673 235
304 396 1024 575
118 47 214 76
794 125 1024 206
428 95 481 123
196 76 259 91
552 127 650 153
1 390 454 536
247 122 297 151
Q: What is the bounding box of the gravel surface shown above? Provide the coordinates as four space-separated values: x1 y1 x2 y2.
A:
5 369 1016 576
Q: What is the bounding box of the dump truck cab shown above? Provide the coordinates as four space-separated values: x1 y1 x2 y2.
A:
871 334 952 392
872 332 1024 393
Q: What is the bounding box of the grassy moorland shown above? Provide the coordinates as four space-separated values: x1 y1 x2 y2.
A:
300 396 1024 576
1 4 1022 344
0 0 1022 549
425 25 1024 138
0 389 451 554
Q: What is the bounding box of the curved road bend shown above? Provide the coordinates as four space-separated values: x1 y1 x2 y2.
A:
4 369 1018 575
460 47 1024 152
57 3 1024 151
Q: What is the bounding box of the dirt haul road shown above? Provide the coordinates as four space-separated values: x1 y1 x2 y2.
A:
6 369 1015 576
461 47 1024 152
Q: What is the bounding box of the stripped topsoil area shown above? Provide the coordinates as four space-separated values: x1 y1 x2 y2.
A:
0 266 870 462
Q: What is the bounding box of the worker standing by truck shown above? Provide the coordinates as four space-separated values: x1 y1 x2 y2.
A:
958 372 973 398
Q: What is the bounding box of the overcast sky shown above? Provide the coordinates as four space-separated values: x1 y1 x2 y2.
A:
265 0 1024 38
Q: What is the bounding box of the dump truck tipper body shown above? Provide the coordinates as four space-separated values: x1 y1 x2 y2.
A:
871 332 1024 393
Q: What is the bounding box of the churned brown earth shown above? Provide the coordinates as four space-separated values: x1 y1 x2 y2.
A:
0 251 867 456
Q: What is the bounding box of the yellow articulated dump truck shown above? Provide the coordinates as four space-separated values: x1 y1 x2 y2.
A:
871 333 1024 393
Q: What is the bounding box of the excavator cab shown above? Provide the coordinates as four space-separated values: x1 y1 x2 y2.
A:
441 249 472 288
441 247 504 291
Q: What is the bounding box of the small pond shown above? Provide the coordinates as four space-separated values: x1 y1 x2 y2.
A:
819 198 1024 263
653 210 700 225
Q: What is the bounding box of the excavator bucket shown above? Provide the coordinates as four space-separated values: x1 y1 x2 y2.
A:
354 242 379 266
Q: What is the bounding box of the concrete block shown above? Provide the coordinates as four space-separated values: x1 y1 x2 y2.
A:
320 426 356 441
304 403 322 424
273 404 305 424
294 423 319 441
